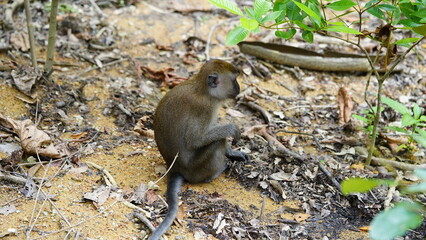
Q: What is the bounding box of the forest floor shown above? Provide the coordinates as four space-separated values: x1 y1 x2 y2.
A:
0 0 425 239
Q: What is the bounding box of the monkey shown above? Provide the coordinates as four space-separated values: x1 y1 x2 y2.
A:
149 59 249 240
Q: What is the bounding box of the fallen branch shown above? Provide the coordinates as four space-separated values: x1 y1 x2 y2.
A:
355 147 426 170
133 211 155 232
0 171 26 185
242 102 274 125
239 42 402 72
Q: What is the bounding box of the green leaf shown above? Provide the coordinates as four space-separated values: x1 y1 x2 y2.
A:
292 0 321 21
352 114 369 123
275 29 297 39
286 1 302 21
370 202 423 240
421 116 426 122
240 18 259 30
295 20 314 31
406 182 426 193
377 4 397 12
261 11 283 23
394 38 421 45
381 97 411 115
413 104 422 119
414 168 426 180
324 25 362 34
367 6 385 20
326 0 356 11
401 113 418 127
254 0 272 18
245 6 256 19
225 26 249 45
341 177 388 195
302 30 314 43
385 126 409 134
417 128 426 138
413 133 426 147
207 0 244 16
413 24 426 37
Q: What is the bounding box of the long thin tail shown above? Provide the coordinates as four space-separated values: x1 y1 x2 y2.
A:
148 172 184 240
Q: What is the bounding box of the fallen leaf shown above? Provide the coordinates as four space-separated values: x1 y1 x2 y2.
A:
11 65 42 96
83 185 111 206
140 66 188 87
359 226 370 232
337 86 354 125
0 114 68 158
10 31 30 51
0 205 17 215
134 116 154 138
226 108 245 118
294 213 310 222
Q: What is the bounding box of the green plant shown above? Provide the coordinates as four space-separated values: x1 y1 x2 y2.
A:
207 0 426 165
352 106 381 136
382 97 426 149
44 3 78 13
341 168 426 240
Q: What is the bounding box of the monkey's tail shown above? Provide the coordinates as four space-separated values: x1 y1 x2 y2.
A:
148 172 184 240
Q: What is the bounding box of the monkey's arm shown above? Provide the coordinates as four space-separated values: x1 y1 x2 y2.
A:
189 124 240 149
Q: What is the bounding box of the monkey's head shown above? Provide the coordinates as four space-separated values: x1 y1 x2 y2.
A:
199 59 241 100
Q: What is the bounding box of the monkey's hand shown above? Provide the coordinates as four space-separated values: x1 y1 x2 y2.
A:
226 149 250 161
229 124 241 145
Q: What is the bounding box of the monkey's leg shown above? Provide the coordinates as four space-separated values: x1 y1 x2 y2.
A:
226 145 249 161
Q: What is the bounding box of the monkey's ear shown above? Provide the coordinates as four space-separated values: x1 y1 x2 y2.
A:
208 73 219 88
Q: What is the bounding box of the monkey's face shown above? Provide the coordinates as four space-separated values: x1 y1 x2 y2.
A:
208 72 240 100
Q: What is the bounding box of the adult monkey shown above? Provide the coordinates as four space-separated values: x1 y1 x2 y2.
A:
149 59 249 240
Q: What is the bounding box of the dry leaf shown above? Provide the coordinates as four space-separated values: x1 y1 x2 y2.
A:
0 114 67 158
337 86 354 125
134 117 154 138
0 205 17 215
10 31 30 51
294 213 310 222
83 185 111 206
11 65 42 96
140 66 188 87
359 226 370 232
226 109 245 118
380 132 409 154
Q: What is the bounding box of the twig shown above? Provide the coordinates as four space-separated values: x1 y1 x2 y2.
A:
75 58 127 77
384 171 402 209
242 102 274 126
86 161 118 187
0 171 26 185
205 17 239 60
315 156 342 192
133 211 155 232
154 152 179 185
122 201 150 216
23 0 37 68
1 196 22 207
32 200 119 240
88 0 105 17
259 195 266 221
275 130 322 151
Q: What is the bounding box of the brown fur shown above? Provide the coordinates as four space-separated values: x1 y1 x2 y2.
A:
149 60 248 240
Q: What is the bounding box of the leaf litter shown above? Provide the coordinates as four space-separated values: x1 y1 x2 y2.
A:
0 0 425 239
